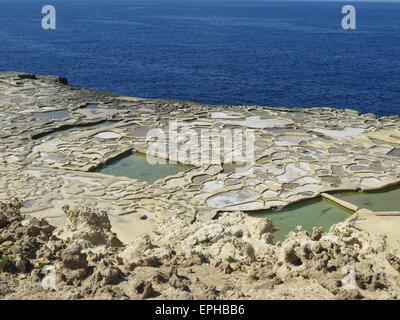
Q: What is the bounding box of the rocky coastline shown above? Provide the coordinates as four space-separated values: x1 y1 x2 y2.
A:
0 72 400 299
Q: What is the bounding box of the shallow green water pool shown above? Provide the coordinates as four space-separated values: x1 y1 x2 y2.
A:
249 197 352 242
95 152 193 184
332 187 400 212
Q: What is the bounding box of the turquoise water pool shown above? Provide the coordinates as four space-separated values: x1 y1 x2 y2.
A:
95 152 193 184
249 197 352 242
331 187 400 212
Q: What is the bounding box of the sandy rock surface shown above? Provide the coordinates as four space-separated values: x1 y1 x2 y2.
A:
2 71 400 245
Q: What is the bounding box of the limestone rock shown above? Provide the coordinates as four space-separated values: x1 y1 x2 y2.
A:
57 205 123 248
386 253 400 273
92 259 122 285
134 280 155 299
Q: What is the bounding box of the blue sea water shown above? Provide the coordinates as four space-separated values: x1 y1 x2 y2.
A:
0 0 399 116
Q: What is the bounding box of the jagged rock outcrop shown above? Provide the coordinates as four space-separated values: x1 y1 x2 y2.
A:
0 200 399 300
56 205 123 248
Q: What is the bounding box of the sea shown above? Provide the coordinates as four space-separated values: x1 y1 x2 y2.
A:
0 0 399 116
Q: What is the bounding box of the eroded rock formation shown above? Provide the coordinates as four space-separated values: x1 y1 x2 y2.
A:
0 199 399 300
